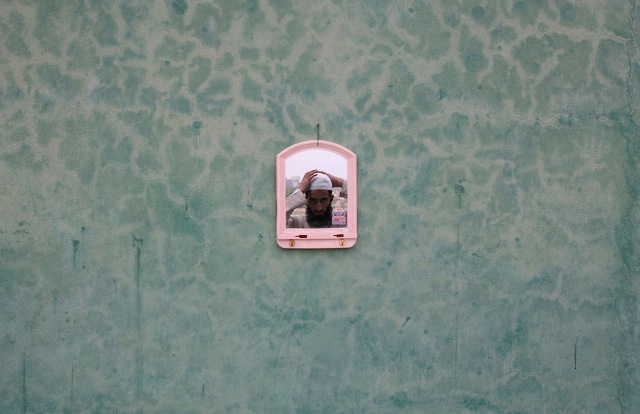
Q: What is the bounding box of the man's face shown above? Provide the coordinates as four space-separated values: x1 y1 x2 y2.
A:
306 189 333 216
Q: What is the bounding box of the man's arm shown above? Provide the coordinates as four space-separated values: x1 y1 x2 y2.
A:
319 171 347 198
285 170 317 227
285 189 307 223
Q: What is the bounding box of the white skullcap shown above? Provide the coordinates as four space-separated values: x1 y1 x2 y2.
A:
308 173 332 191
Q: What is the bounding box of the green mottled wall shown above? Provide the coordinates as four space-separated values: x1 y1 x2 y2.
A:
1 0 638 412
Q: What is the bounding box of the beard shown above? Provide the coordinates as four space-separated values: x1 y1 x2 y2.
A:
305 205 333 228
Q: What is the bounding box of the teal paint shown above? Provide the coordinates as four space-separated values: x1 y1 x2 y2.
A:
513 36 554 74
92 7 118 47
168 95 192 114
4 11 31 58
187 57 213 93
36 63 83 100
0 1 638 412
242 75 264 103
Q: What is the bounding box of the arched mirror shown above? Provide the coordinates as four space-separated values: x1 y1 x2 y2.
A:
276 140 357 249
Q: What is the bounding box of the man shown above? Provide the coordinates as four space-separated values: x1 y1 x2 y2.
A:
286 169 347 228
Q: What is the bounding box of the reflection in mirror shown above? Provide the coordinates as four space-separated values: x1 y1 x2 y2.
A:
276 140 357 249
286 150 347 228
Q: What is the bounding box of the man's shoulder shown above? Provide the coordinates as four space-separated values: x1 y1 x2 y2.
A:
288 215 308 228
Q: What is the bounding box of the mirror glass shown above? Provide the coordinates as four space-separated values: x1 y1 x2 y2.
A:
276 140 357 249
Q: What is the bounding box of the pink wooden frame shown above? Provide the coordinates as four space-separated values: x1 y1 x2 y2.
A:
276 140 357 249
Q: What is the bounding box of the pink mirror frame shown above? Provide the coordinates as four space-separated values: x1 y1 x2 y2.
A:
276 140 357 249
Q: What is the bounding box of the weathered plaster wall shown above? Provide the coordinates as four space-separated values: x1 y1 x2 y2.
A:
1 0 638 412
